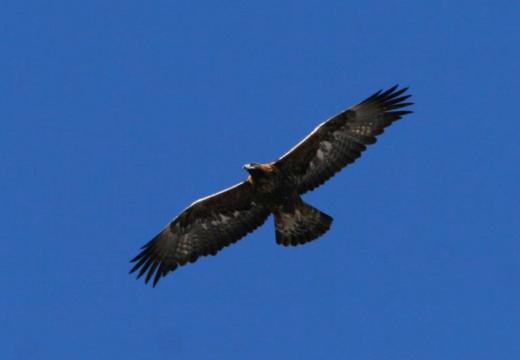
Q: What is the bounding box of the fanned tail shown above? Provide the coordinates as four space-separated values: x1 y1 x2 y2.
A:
274 198 333 246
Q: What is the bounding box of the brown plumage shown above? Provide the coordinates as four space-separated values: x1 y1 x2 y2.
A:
130 85 413 286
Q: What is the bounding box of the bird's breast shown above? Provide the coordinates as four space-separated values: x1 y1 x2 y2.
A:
252 175 294 208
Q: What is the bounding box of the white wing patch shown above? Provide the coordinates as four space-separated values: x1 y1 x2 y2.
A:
309 140 335 170
321 141 333 151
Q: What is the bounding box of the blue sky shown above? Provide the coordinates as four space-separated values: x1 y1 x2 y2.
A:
2 1 519 359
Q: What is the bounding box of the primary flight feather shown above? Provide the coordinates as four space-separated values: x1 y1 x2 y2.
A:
130 85 413 286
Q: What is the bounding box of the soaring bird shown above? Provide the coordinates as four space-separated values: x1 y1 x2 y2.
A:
130 85 413 286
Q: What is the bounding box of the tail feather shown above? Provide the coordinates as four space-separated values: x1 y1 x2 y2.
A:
274 199 333 246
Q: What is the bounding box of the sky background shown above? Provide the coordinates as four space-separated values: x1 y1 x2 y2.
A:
2 1 519 359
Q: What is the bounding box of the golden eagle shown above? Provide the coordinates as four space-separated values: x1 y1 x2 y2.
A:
130 85 413 286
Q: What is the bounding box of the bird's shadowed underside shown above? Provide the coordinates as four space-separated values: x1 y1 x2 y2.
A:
130 85 413 286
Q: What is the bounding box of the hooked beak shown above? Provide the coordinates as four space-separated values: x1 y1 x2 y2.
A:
243 163 253 170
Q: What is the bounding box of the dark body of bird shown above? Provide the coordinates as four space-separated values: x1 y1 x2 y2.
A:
130 85 413 286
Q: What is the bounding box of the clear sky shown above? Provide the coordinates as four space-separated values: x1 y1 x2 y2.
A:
2 1 519 359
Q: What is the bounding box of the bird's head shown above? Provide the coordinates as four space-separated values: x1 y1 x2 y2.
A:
243 163 272 179
243 162 261 174
244 163 275 181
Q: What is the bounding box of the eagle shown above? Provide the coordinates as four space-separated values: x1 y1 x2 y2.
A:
130 85 413 286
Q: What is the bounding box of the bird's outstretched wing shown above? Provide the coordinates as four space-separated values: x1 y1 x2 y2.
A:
274 85 413 194
130 181 270 286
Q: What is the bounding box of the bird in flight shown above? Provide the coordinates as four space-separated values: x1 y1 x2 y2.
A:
130 85 413 286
